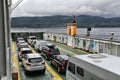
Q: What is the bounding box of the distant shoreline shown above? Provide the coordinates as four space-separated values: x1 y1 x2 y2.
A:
11 27 120 29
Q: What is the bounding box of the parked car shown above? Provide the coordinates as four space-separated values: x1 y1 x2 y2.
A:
34 40 47 52
31 39 37 47
17 40 26 47
18 48 32 61
50 55 69 73
21 53 46 74
27 36 37 45
42 43 60 60
17 43 29 51
16 37 24 43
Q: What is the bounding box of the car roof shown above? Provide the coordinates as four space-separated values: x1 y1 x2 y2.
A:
47 43 55 46
19 43 28 45
37 40 47 42
21 48 31 51
29 36 36 38
17 37 23 39
57 55 69 60
18 40 25 42
26 53 41 58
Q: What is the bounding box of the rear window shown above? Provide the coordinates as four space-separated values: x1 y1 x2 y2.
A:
41 42 47 46
22 50 32 54
28 58 43 63
31 37 36 40
48 46 55 48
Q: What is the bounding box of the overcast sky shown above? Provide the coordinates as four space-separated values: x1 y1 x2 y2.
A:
11 0 120 18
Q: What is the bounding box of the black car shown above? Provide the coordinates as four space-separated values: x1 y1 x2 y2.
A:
42 43 60 60
50 55 69 73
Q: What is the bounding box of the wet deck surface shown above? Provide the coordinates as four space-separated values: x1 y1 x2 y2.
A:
12 41 90 80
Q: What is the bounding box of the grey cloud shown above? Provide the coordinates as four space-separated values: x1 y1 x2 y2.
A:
11 0 120 17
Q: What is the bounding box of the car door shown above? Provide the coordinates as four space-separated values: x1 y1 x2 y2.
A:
22 55 27 68
44 47 48 54
34 42 38 50
52 56 58 67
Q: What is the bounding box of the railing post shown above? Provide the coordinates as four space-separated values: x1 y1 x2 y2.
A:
0 0 11 80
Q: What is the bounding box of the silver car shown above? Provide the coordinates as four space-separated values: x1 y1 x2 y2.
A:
21 53 46 74
18 48 32 61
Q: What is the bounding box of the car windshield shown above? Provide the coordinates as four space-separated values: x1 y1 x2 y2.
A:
29 58 42 63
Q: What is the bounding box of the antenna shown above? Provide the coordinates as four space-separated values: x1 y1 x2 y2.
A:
87 27 92 37
71 15 76 23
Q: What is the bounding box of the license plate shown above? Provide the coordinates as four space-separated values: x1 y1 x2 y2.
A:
32 64 39 66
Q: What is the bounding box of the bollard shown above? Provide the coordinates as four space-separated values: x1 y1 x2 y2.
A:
11 65 18 80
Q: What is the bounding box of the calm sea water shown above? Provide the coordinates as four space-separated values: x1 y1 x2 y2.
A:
11 28 120 41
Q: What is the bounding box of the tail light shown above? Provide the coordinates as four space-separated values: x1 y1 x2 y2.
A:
62 63 65 69
20 53 22 56
48 50 51 55
62 60 67 69
58 52 60 54
26 63 31 66
42 61 45 65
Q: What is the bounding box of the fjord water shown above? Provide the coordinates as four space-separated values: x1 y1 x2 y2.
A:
11 27 120 40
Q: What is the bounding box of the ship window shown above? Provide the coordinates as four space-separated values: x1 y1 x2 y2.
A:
68 62 75 74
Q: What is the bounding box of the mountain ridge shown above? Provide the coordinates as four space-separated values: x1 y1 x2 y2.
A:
11 15 120 28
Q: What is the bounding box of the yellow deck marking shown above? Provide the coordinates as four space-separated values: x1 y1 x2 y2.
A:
11 42 20 80
76 49 90 54
29 45 63 80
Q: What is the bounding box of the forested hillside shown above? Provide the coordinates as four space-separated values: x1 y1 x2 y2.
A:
11 15 120 28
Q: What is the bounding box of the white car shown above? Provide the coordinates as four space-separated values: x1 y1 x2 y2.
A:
17 37 24 43
27 36 37 44
17 40 26 47
17 43 29 51
18 48 32 61
21 53 46 74
34 40 47 52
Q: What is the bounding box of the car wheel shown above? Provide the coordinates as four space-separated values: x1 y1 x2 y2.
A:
24 70 28 75
18 56 21 61
41 69 45 74
46 56 48 60
36 49 38 52
39 50 41 53
57 66 61 73
21 64 24 68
